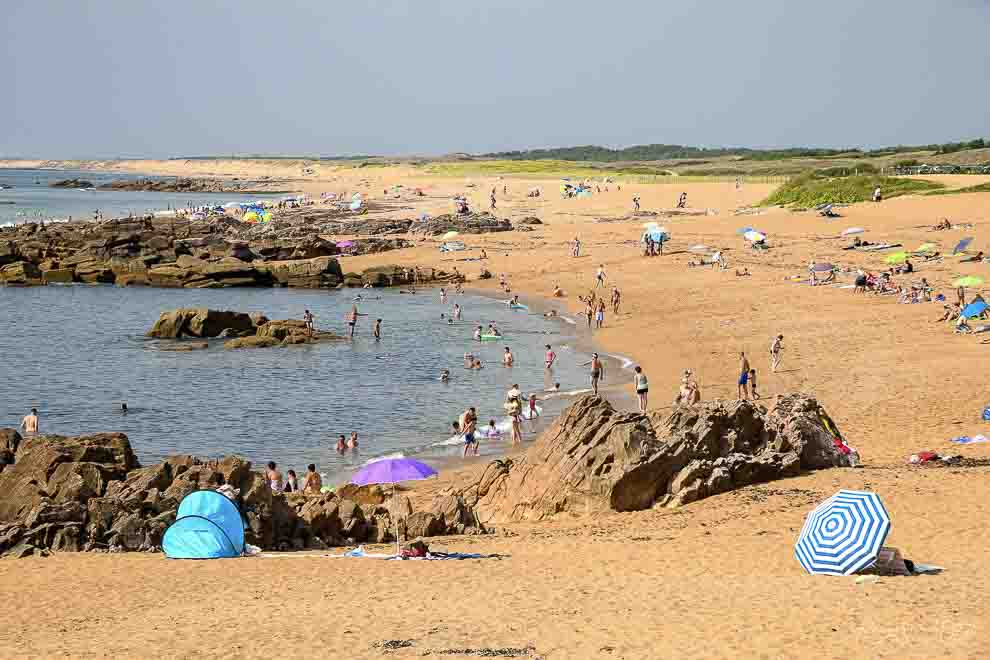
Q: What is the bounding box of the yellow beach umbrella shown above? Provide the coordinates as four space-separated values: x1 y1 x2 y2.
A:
884 252 909 264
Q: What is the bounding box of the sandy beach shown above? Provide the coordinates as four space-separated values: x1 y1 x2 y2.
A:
2 161 989 659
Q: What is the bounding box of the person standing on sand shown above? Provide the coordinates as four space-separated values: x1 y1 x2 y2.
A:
373 319 382 340
633 366 649 412
595 300 606 329
749 368 760 400
633 196 641 212
582 353 606 395
572 237 581 258
737 352 751 399
770 334 784 372
585 301 594 328
595 264 607 288
490 190 497 210
20 408 39 435
611 287 621 315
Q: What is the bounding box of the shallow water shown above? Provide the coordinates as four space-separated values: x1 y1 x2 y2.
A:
0 285 590 480
0 168 279 225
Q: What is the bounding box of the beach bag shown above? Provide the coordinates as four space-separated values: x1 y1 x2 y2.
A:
982 406 990 422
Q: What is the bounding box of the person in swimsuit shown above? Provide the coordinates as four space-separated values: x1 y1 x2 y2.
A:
265 461 283 492
348 432 359 449
633 366 649 412
303 310 315 335
453 304 462 321
460 407 479 457
302 464 323 494
440 288 447 304
503 347 514 367
373 319 382 340
611 287 621 314
440 369 450 382
528 394 539 418
749 369 760 400
738 352 751 399
347 305 366 338
545 344 556 370
20 408 39 435
595 301 606 329
770 335 784 372
582 353 605 395
585 301 594 328
474 325 483 341
336 434 347 453
283 470 298 493
595 265 607 288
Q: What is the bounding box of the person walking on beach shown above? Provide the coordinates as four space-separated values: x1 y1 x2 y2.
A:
737 352 751 399
373 319 382 340
20 408 39 435
490 189 497 210
572 237 581 258
632 196 641 212
582 353 606 395
595 300 606 329
633 366 649 412
585 301 594 328
503 346 514 367
545 344 556 371
770 334 784 372
611 287 621 315
595 264 607 288
749 368 760 400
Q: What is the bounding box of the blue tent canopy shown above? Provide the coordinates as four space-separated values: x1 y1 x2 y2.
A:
953 237 974 255
961 300 988 319
162 490 245 559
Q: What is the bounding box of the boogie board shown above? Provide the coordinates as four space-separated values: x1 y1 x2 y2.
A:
510 303 529 310
479 334 502 341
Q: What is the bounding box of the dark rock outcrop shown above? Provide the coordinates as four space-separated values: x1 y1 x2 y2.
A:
410 212 513 236
50 179 94 189
0 430 486 558
466 394 856 523
146 308 266 339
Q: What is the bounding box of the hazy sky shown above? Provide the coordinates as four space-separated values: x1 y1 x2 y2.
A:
3 1 988 158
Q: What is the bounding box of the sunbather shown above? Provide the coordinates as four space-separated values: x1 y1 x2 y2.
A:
935 303 960 323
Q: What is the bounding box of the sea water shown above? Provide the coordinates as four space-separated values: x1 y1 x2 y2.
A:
0 285 594 479
0 168 280 225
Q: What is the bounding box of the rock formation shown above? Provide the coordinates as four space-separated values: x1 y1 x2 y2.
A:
50 179 94 188
0 214 448 289
0 431 485 558
146 308 344 349
463 394 856 523
96 178 288 194
410 212 513 236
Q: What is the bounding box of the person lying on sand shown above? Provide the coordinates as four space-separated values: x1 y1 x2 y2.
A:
936 303 960 322
932 218 953 231
552 284 565 297
735 268 751 276
958 251 985 263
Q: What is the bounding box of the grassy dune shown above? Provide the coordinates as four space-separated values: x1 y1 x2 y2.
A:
761 174 943 207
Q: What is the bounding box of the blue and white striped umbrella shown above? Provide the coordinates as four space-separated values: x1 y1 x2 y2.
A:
795 490 890 575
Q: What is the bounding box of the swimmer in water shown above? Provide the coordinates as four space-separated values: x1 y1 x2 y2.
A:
121 403 128 414
474 325 483 341
453 303 462 321
440 369 450 382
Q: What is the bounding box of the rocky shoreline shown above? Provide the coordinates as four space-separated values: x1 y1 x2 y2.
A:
50 177 291 194
0 393 853 559
0 429 486 559
0 211 486 288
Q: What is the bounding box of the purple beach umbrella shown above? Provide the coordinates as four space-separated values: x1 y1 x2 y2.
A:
811 263 835 273
351 457 437 486
336 240 355 248
351 457 438 554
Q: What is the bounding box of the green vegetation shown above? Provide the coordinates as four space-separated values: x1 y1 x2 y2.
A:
761 173 943 207
925 182 990 196
482 139 987 163
418 159 673 179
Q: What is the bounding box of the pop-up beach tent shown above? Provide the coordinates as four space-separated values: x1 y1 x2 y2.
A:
162 490 245 559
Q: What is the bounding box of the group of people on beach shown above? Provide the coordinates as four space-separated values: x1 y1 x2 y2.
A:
265 461 322 494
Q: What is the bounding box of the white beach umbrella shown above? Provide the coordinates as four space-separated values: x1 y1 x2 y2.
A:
841 227 865 236
743 230 766 242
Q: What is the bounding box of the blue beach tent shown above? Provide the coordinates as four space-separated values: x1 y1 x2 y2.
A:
162 490 245 559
